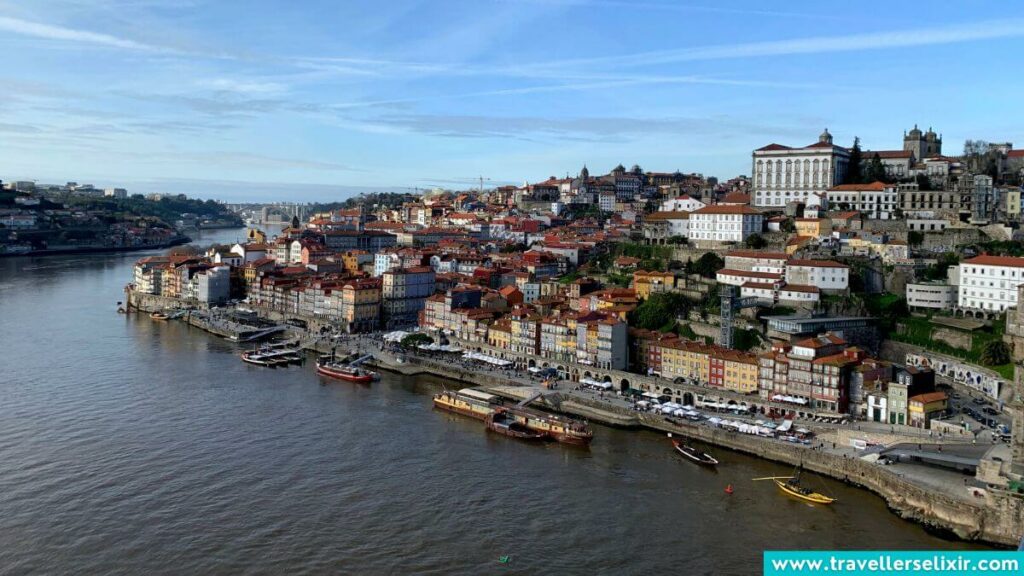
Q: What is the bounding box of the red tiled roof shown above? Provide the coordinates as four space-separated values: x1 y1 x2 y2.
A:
756 143 793 151
962 255 1024 268
1007 150 1024 158
726 250 788 260
644 211 690 220
786 259 849 269
718 268 783 280
781 284 819 294
692 205 760 215
829 181 890 192
909 391 948 404
863 150 913 159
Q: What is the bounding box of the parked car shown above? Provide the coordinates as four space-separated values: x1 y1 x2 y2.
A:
972 397 987 405
983 406 999 416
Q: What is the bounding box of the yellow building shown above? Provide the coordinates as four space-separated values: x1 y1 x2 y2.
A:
487 320 512 350
794 217 830 238
633 270 676 300
340 278 381 332
712 349 759 393
908 391 948 428
246 228 267 243
658 340 711 384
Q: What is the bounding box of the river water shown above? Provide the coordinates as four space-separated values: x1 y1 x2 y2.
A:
0 229 985 575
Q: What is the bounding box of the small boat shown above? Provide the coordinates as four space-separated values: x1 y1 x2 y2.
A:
754 470 835 505
150 311 169 321
316 357 376 383
241 351 278 366
433 388 503 420
672 439 719 466
485 409 547 441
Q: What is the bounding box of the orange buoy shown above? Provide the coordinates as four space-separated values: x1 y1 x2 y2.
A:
725 484 734 495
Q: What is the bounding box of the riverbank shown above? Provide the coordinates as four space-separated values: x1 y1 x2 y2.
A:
352 344 1024 547
122 289 1024 547
0 235 191 258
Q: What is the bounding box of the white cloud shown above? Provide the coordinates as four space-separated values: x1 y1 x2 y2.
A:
0 15 162 51
198 78 288 95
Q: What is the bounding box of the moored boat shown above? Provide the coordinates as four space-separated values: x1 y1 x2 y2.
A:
241 351 278 366
503 406 593 445
672 439 719 466
485 409 547 441
773 477 835 504
754 470 835 505
150 311 169 321
316 357 376 383
433 388 502 420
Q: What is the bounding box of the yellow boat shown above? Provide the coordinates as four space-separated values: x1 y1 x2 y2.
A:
773 478 835 504
433 388 502 420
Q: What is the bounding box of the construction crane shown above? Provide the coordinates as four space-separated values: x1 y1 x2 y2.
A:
718 285 767 348
478 176 491 193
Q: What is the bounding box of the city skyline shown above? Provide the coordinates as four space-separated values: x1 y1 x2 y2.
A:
2 1 1024 201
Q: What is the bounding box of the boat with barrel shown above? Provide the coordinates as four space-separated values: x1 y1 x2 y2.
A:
754 468 835 505
149 311 169 321
671 438 719 466
485 408 547 441
503 406 593 445
433 387 503 420
316 353 377 383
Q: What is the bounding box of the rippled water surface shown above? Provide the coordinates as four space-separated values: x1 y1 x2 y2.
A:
0 230 984 575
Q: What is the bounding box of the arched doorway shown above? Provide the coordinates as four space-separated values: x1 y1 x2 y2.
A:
528 359 536 368
683 392 694 406
619 378 630 393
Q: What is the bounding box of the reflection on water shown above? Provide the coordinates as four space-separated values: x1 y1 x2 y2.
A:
0 229 986 575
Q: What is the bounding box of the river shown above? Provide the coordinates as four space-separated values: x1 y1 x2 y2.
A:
0 229 985 575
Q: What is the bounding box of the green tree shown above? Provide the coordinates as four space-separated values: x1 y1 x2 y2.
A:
980 340 1011 366
780 219 795 233
691 252 724 278
865 153 889 183
628 292 690 330
400 333 434 350
915 173 932 191
907 231 924 246
744 233 767 249
847 137 863 184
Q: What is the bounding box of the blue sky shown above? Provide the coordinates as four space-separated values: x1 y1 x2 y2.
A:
1 1 1022 202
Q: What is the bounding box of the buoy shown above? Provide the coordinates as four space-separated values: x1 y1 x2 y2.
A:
725 484 734 495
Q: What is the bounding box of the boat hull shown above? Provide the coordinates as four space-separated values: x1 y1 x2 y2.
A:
432 398 492 420
774 479 835 504
485 415 547 441
316 364 374 383
673 441 718 465
548 431 593 445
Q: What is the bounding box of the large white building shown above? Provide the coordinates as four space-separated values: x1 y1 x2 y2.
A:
957 255 1024 314
826 181 898 219
751 129 850 208
688 205 763 244
784 259 850 291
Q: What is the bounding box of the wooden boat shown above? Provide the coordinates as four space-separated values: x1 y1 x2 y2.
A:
754 472 835 505
150 311 169 321
316 358 375 383
503 406 593 445
672 439 719 466
241 351 278 366
433 388 502 420
485 409 547 441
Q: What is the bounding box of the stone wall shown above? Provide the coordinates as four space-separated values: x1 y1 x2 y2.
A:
932 327 973 351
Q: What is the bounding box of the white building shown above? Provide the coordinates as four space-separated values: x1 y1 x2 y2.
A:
784 259 849 291
957 255 1024 314
688 205 763 244
103 187 128 199
825 181 898 220
906 282 956 311
723 250 789 274
716 268 783 287
196 266 230 304
751 129 850 208
598 192 616 212
660 195 705 212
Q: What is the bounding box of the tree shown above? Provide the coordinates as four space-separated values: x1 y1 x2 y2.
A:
865 153 889 183
290 214 301 229
400 333 434 350
907 231 924 246
744 233 767 249
628 292 690 330
847 137 863 184
980 340 1011 366
915 173 932 191
691 252 724 278
780 219 795 233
